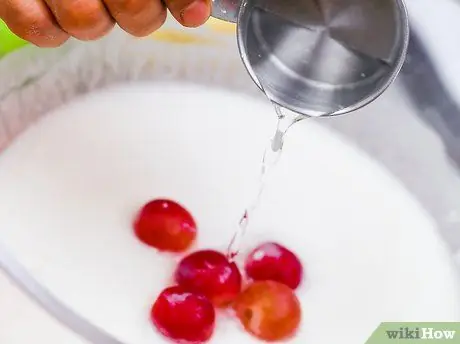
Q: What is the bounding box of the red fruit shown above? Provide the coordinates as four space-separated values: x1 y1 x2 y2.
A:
175 250 242 307
151 286 215 343
233 280 301 342
134 199 196 252
245 242 303 289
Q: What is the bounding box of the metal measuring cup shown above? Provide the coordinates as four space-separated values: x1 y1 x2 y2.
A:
212 0 409 117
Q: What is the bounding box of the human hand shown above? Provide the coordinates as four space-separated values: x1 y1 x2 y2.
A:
0 0 210 47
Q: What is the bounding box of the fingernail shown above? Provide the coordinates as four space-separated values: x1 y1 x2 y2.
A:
180 0 210 27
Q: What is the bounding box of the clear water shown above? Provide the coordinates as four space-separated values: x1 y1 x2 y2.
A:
227 103 303 259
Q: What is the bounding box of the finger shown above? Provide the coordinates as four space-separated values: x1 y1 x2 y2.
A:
164 0 210 28
44 0 114 41
0 0 69 47
103 0 166 37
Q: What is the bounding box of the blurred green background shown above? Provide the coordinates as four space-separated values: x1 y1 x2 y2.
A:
0 20 28 57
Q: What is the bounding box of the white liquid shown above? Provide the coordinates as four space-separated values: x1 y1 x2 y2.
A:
0 83 458 344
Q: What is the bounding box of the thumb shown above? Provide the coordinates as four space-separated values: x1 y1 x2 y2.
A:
164 0 210 27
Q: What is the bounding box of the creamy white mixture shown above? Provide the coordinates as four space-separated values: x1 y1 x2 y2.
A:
0 83 458 344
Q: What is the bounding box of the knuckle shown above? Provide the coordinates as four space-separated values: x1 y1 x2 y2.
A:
106 0 166 36
107 0 146 16
28 12 52 29
51 0 113 39
2 1 67 46
55 0 99 22
129 10 166 36
167 0 193 13
107 0 164 21
5 1 49 30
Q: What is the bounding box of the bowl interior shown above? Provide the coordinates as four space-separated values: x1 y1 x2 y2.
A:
0 81 458 344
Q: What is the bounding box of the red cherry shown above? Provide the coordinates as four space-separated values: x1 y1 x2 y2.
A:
151 286 215 343
134 199 197 252
245 242 303 289
175 250 242 307
233 280 301 341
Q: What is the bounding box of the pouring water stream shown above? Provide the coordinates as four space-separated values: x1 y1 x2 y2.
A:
226 103 305 260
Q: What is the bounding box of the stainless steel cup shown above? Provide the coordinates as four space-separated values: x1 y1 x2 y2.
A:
212 0 410 117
